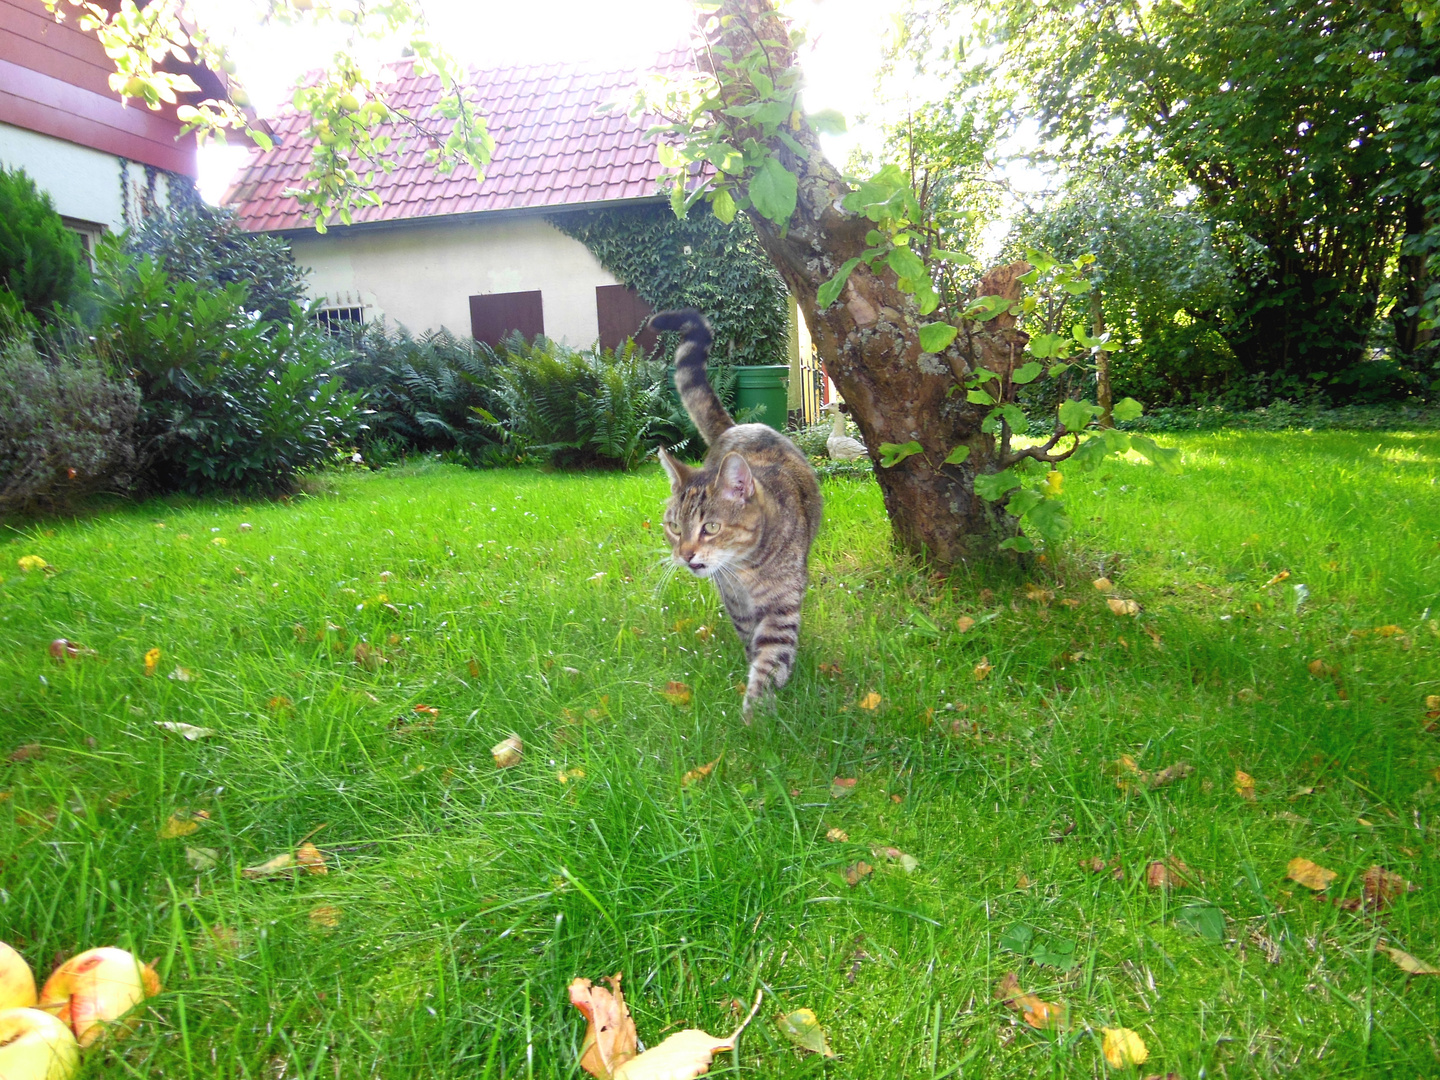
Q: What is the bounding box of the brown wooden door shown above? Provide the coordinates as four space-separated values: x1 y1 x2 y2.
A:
595 284 657 353
470 290 544 345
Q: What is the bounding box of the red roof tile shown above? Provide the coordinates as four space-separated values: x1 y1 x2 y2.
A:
224 49 693 232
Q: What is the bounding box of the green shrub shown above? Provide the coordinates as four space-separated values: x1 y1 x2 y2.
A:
94 246 359 494
0 317 139 514
126 203 307 323
495 336 664 470
337 323 510 464
0 168 85 319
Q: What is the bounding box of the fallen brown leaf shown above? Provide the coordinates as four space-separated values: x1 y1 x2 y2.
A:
309 905 341 928
353 641 387 671
570 974 637 1078
1023 583 1054 603
1308 658 1336 678
1107 597 1140 616
857 690 882 711
1378 944 1440 975
955 616 976 633
830 777 857 799
994 971 1066 1030
1092 577 1114 593
842 861 873 886
681 757 720 787
1144 857 1193 889
1286 857 1337 891
492 735 523 768
1360 865 1415 911
818 661 843 677
974 656 993 681
1234 769 1257 801
1263 570 1291 588
661 681 693 707
8 743 43 763
296 842 327 875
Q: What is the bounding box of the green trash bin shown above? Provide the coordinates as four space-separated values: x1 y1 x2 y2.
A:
732 365 790 432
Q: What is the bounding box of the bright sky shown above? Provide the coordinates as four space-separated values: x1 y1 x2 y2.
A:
192 0 917 203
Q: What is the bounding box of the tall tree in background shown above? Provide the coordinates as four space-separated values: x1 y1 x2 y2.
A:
963 0 1436 399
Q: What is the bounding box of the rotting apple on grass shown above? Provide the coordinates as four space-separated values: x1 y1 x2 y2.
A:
0 1007 79 1080
37 947 161 1047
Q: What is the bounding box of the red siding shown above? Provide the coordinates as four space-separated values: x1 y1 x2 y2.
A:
0 0 201 176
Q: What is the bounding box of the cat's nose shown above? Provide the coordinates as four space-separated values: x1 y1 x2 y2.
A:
687 556 707 571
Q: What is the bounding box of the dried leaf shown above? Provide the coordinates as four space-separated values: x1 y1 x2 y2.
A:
243 852 297 879
1262 570 1291 588
353 641 387 671
842 861 873 886
1107 597 1140 616
1102 1027 1150 1068
830 777 857 799
1308 658 1336 678
160 812 201 839
1144 857 1193 889
492 736 523 768
184 846 219 871
309 905 342 928
818 661 843 677
168 666 196 682
8 743 44 763
557 768 586 784
955 616 976 633
681 757 720 787
267 696 294 713
1233 769 1256 801
1286 857 1337 891
973 656 993 681
613 1029 737 1079
569 974 638 1078
825 828 848 842
994 971 1067 1030
1360 865 1414 911
154 721 217 741
296 842 328 875
1016 871 1033 889
776 1008 835 1057
1092 577 1113 592
693 625 712 642
857 691 882 710
662 681 693 706
1374 624 1403 637
1378 944 1440 975
1023 583 1054 603
143 647 161 677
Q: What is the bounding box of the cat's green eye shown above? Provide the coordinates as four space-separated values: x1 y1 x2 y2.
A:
702 521 721 534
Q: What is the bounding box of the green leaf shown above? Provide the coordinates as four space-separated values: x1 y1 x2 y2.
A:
964 295 1011 322
817 257 862 310
1112 396 1144 422
974 468 1020 501
1024 496 1072 542
669 179 687 219
887 246 928 283
1178 904 1225 945
749 156 798 225
710 186 737 224
1006 487 1043 517
807 108 847 134
1058 398 1100 431
1028 332 1072 359
966 388 995 406
998 535 1035 552
914 287 940 316
942 444 971 466
930 248 975 264
1011 361 1043 385
999 924 1034 955
998 403 1028 433
1030 936 1078 971
878 440 924 468
918 322 958 354
1130 435 1182 474
751 70 774 97
1066 435 1111 472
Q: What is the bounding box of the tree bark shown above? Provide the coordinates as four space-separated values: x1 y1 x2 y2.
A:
699 0 1027 566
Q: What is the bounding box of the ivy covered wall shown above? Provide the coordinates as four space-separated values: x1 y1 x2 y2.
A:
549 202 790 366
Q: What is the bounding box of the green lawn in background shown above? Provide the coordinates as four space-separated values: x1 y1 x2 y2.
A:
1 429 1437 1078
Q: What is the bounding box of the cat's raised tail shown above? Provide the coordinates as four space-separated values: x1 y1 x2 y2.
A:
648 308 734 446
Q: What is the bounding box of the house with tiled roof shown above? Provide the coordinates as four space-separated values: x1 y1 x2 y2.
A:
0 0 233 251
224 52 694 348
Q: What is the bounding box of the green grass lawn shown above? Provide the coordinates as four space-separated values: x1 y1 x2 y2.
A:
2 430 1438 1078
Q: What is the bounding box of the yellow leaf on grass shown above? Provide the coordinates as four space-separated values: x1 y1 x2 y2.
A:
682 757 720 787
154 721 216 740
1286 857 1337 891
296 842 327 875
955 616 976 633
1234 769 1256 801
1426 694 1440 711
309 905 341 928
1107 597 1140 616
1044 470 1063 496
1102 1027 1149 1068
1092 577 1113 593
1023 583 1054 603
1374 624 1403 637
184 846 219 871
143 647 161 676
858 691 882 710
614 1029 738 1079
17 555 48 572
160 812 202 839
662 681 692 706
777 1008 835 1057
1263 570 1290 588
243 852 296 879
1378 945 1440 975
825 828 848 842
995 971 1066 1030
974 656 993 681
842 861 873 886
492 736 523 768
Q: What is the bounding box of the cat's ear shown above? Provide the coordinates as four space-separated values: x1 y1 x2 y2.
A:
657 446 693 492
716 452 754 504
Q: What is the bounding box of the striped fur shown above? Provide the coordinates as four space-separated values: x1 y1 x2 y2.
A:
650 308 822 720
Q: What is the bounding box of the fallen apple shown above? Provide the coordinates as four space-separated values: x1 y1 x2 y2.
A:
37 947 161 1047
0 942 36 1008
0 1007 79 1080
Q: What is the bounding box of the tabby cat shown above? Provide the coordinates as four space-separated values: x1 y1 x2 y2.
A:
649 308 823 720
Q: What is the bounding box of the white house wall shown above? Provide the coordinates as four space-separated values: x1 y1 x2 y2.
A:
287 214 623 345
0 122 182 232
